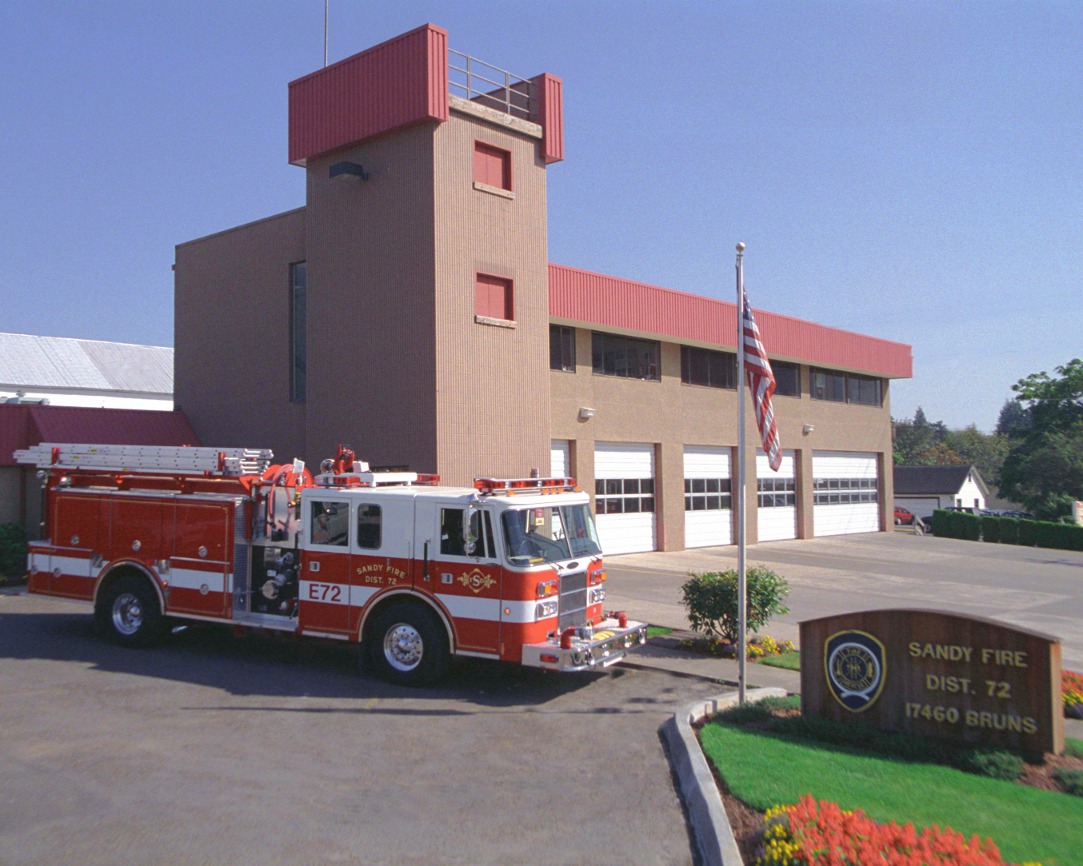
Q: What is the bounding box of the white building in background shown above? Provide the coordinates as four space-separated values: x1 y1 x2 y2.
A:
0 333 173 411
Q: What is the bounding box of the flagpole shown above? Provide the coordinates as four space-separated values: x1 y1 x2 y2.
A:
735 241 747 704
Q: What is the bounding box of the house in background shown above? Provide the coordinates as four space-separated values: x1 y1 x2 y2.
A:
893 464 990 520
0 332 173 411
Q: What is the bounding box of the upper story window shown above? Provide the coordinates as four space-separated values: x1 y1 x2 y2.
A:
811 367 883 406
473 142 512 192
773 361 800 397
592 332 660 381
289 261 307 403
681 346 736 389
550 325 575 372
475 273 514 323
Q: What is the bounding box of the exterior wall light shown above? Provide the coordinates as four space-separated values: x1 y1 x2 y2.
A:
578 407 595 421
329 161 370 181
803 424 815 435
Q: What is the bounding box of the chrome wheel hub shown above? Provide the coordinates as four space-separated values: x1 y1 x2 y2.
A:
112 592 144 636
383 623 423 672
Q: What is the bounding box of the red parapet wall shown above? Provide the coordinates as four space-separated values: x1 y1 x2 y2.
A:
288 23 450 166
532 73 564 164
547 263 912 379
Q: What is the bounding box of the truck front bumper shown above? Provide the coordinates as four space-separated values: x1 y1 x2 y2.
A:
521 617 648 672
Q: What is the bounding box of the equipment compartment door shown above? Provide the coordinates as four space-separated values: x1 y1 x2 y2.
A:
168 502 233 619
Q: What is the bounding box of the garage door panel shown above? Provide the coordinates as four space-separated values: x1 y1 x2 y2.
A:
756 449 796 541
595 443 656 554
684 446 733 548
813 451 880 537
551 440 570 478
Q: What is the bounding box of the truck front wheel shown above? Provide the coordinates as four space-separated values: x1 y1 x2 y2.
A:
96 575 166 647
367 603 450 686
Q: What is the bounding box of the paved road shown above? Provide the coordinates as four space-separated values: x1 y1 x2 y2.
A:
606 532 1083 671
0 591 721 866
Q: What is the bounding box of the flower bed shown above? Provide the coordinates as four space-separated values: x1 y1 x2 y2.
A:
1064 669 1083 719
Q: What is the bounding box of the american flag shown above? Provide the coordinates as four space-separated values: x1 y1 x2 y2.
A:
742 288 782 471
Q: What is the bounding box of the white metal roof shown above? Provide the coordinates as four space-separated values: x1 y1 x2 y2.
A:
0 333 172 395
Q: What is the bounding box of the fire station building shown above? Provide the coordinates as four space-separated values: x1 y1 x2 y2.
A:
174 24 912 554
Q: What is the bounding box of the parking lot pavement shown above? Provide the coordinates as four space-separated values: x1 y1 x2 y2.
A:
605 532 1083 671
0 591 721 866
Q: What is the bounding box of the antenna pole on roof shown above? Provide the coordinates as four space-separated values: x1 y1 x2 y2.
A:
323 0 329 67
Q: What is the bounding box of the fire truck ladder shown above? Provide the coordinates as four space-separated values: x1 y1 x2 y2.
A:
14 443 275 477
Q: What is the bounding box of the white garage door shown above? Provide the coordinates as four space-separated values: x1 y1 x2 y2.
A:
756 451 797 542
551 440 570 478
813 451 880 536
684 446 733 548
594 442 656 555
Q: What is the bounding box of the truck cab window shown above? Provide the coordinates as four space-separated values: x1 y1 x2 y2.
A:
356 504 381 549
440 508 465 556
311 501 348 546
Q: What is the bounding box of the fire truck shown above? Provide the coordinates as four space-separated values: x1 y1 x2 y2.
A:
15 443 647 685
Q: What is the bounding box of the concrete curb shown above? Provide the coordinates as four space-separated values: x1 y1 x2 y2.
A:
664 687 788 866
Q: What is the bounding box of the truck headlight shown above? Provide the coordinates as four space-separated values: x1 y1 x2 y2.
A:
535 600 558 620
590 587 606 604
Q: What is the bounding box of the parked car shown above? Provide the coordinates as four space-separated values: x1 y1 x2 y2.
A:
999 510 1035 520
894 507 914 525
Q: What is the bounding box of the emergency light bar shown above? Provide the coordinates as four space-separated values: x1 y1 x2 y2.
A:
474 477 578 495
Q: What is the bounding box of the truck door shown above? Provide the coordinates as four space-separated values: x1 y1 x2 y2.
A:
420 501 502 656
298 497 351 635
348 496 415 636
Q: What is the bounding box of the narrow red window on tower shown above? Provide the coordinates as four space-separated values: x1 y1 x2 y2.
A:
473 142 511 191
475 274 514 322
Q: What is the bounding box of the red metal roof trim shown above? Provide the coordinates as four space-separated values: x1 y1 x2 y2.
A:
548 263 913 378
289 23 449 166
0 405 201 467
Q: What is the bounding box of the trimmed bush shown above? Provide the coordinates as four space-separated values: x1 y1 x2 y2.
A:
997 517 1020 546
960 512 982 540
680 566 790 643
952 747 1023 781
1054 767 1083 797
0 523 28 580
1018 518 1038 547
981 516 1001 543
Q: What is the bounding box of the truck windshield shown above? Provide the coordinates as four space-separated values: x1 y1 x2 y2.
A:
501 503 603 566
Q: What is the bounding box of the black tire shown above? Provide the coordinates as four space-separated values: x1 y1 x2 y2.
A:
96 575 166 647
366 603 450 686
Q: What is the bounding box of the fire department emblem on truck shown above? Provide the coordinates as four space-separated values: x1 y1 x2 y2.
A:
14 442 647 686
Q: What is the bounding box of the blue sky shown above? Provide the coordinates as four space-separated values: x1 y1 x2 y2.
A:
3 1 1080 432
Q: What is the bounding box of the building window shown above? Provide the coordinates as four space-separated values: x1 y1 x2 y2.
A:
684 477 732 511
592 333 660 380
289 261 307 403
681 346 736 389
356 504 381 549
773 361 800 397
757 476 795 508
475 273 514 322
813 477 878 505
474 142 511 191
594 478 655 514
811 367 882 406
550 325 575 372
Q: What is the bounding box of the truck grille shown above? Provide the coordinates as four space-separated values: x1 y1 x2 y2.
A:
558 570 588 631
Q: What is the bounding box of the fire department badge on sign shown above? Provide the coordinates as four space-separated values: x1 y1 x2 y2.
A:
458 568 496 594
824 629 886 713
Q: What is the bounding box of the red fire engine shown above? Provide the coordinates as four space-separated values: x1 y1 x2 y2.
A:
15 443 647 685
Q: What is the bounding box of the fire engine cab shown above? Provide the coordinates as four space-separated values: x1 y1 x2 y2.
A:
16 443 647 685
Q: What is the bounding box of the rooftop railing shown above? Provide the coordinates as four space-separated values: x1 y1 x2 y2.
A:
448 49 535 121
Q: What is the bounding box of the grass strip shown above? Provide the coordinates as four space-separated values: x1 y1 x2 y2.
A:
700 722 1082 865
757 652 800 671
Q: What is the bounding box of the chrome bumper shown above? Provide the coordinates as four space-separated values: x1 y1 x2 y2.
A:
521 617 648 672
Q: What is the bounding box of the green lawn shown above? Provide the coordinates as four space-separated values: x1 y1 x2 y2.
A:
700 720 1083 865
757 651 800 671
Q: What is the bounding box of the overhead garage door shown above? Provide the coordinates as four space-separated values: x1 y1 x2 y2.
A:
756 451 797 542
813 451 880 536
684 446 733 548
551 440 570 478
594 442 656 555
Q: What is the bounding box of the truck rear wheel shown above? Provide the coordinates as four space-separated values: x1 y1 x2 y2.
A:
96 575 166 647
367 603 450 686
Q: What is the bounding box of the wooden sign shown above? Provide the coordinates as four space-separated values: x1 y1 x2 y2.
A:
800 609 1064 755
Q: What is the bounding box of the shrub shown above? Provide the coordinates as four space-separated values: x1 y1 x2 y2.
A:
997 517 1020 546
755 795 1006 866
952 747 1023 781
1018 518 1038 547
0 523 28 580
981 516 1001 543
680 566 790 643
960 512 982 540
1054 767 1083 797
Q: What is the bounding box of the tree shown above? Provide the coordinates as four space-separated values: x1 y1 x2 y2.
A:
999 359 1083 519
995 399 1030 437
943 425 1011 486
